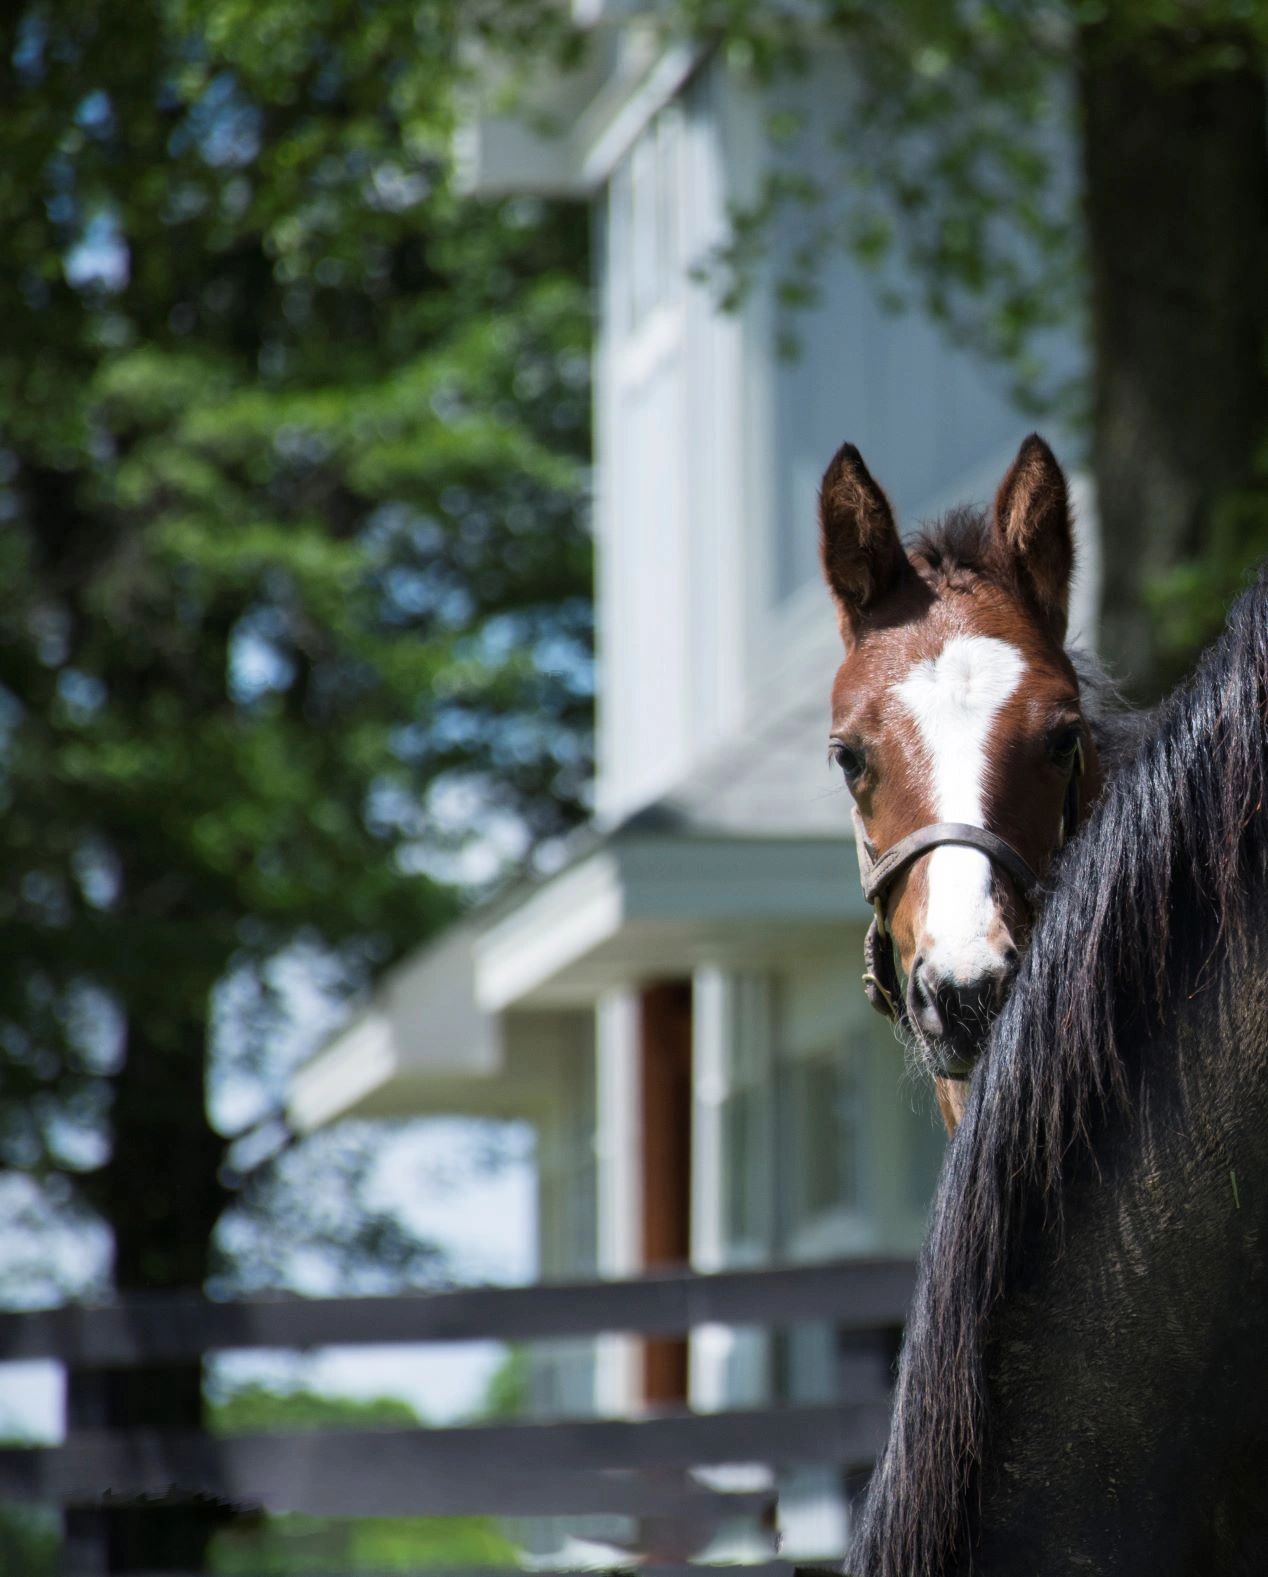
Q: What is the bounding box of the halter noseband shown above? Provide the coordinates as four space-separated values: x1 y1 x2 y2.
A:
853 740 1084 1077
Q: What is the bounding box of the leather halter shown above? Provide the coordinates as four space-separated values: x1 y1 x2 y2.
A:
853 739 1084 1077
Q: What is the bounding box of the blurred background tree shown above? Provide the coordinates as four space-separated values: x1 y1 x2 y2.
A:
661 0 1268 695
0 0 588 1566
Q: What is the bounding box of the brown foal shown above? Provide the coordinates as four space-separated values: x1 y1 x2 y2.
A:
820 434 1105 1131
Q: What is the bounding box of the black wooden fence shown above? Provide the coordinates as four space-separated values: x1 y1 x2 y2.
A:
0 1256 915 1575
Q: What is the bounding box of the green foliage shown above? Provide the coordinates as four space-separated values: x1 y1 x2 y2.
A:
676 2 1087 413
656 0 1268 690
472 1344 529 1421
1144 486 1268 684
209 1381 424 1435
209 1511 519 1574
665 4 1264 417
0 1504 59 1577
0 0 592 1297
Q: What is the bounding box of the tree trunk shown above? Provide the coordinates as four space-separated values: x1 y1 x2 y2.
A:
1079 24 1268 696
70 998 230 1573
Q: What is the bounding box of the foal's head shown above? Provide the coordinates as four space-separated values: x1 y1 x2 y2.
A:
821 435 1104 1124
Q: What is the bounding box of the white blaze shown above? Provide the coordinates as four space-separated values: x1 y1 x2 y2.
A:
895 634 1026 983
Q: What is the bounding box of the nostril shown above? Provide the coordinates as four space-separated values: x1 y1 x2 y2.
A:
910 960 930 1006
909 957 948 1038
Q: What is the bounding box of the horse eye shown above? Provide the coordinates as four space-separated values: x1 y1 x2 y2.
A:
830 741 866 784
1048 725 1080 765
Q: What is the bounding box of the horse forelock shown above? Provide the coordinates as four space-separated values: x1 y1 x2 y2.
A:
908 506 1017 601
851 571 1268 1577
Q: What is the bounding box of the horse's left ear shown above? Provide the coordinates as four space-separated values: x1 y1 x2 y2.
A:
992 433 1074 640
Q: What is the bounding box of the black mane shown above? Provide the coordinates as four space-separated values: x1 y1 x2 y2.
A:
852 572 1268 1576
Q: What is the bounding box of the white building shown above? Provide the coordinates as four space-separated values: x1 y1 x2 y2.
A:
289 5 1090 1554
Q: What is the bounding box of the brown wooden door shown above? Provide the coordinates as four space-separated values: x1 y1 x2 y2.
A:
638 980 692 1407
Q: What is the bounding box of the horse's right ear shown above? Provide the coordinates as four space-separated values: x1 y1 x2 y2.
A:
819 442 909 641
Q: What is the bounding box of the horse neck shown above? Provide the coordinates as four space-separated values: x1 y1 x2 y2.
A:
854 921 1268 1577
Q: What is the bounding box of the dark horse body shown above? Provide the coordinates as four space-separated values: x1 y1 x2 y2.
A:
850 574 1268 1575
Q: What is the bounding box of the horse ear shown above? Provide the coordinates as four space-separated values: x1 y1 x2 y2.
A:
819 442 909 641
992 434 1074 639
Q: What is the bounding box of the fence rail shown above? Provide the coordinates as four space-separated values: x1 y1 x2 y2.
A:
1 1257 915 1574
0 1256 916 1363
1 1401 894 1516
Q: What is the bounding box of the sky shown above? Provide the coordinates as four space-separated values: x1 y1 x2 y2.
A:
214 1118 538 1422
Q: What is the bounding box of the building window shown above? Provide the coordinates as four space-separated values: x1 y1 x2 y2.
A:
717 973 773 1257
539 1043 598 1280
559 1061 598 1277
788 1047 867 1226
775 947 950 1258
903 1089 947 1214
722 1079 765 1248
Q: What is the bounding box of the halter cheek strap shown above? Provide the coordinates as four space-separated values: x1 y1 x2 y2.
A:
852 740 1084 1075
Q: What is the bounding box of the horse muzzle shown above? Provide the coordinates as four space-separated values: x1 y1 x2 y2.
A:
907 951 1019 1080
853 807 1041 1080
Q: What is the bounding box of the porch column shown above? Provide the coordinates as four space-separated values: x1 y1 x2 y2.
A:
594 989 642 1414
689 966 777 1412
595 980 694 1412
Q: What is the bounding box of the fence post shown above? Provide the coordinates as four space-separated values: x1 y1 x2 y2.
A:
63 1368 111 1576
62 1359 228 1574
835 1322 901 1518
